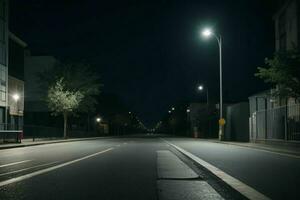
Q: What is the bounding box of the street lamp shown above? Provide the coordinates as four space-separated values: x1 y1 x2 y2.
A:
197 84 209 106
171 107 175 111
201 27 224 140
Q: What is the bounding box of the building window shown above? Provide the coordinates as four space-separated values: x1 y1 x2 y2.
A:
278 11 287 50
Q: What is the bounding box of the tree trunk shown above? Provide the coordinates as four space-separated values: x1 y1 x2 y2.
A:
63 112 68 139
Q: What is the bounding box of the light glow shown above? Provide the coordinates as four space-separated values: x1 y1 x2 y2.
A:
198 85 204 91
12 94 20 101
96 117 101 122
202 28 212 37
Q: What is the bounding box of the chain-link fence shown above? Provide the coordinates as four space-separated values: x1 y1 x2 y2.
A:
250 104 300 141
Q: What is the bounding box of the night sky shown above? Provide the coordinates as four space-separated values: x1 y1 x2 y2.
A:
10 0 275 126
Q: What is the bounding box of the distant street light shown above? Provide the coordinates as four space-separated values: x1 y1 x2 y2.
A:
201 27 224 140
168 110 171 113
198 85 204 91
96 117 101 123
186 109 190 113
12 93 20 102
197 84 209 106
172 107 175 111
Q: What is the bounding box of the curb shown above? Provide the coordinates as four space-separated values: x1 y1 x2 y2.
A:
0 136 115 150
161 138 271 200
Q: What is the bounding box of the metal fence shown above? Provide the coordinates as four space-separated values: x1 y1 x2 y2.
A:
0 123 23 143
250 104 300 141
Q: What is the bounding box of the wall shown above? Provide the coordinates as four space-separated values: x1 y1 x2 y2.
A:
225 102 250 142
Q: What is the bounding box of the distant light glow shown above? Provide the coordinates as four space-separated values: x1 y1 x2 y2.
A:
172 107 175 111
198 85 204 91
12 94 20 101
202 28 212 37
96 117 101 122
186 109 190 113
168 110 171 113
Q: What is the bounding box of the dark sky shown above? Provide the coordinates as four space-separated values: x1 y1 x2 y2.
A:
10 0 275 126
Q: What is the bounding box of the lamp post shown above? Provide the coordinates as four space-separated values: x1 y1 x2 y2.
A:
197 84 209 106
201 28 224 140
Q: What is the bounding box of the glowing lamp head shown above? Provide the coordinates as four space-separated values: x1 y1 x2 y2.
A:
202 28 212 37
186 109 190 113
172 107 175 111
96 117 101 123
12 94 20 101
198 85 204 91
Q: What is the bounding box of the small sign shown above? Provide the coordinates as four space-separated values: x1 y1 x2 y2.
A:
219 118 226 126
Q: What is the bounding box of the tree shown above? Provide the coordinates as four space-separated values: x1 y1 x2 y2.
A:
255 50 300 100
39 62 102 113
47 78 83 138
38 63 102 136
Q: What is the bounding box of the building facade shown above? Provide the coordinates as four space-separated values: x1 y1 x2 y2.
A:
248 1 300 143
0 0 8 127
24 54 58 113
7 32 26 130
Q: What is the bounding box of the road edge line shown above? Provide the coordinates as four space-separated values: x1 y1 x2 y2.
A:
161 138 270 200
0 147 114 187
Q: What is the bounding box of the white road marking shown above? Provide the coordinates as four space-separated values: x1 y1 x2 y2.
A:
0 147 114 187
0 160 32 168
162 139 270 200
0 161 59 176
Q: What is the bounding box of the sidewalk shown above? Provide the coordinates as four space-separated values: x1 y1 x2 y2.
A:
0 136 113 150
203 139 300 157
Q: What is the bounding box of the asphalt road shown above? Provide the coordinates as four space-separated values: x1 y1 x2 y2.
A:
166 137 300 200
0 136 169 200
0 136 299 200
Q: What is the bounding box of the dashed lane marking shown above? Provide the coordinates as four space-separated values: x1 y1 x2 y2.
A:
0 161 58 176
0 147 114 187
0 160 32 168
